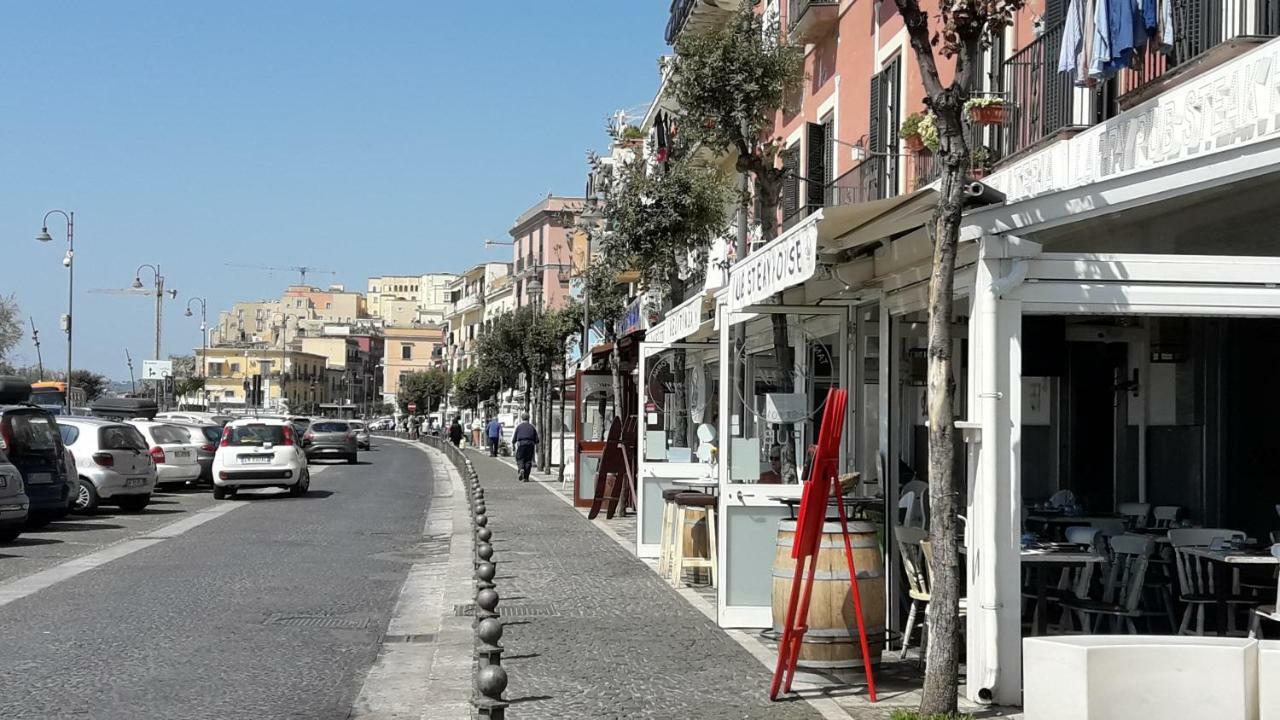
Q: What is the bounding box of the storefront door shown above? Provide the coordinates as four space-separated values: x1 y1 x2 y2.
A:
575 370 616 508
716 304 850 628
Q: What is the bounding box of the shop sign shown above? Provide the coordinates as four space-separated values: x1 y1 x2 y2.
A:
645 293 705 345
989 36 1280 203
727 214 819 312
615 297 645 337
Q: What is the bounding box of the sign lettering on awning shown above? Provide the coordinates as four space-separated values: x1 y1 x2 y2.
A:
645 293 705 345
727 213 820 312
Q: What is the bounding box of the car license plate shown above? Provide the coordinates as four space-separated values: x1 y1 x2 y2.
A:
240 455 271 464
171 450 189 459
27 473 52 485
125 478 146 488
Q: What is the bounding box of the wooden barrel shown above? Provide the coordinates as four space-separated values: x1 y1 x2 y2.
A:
772 519 885 669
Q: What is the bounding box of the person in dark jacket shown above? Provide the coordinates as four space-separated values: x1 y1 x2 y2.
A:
448 417 464 447
512 412 538 482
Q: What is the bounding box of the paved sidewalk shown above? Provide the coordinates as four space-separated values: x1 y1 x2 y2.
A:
465 450 824 720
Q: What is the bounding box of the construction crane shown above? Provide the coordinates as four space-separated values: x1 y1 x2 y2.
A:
88 288 150 296
224 263 337 285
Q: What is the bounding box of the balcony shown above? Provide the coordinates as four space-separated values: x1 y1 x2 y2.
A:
998 0 1278 161
788 0 839 43
666 0 743 45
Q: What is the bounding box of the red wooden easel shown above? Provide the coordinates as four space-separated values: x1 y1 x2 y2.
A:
769 387 878 702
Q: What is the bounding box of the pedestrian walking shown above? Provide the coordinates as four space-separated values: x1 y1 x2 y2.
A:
408 414 421 441
486 415 503 457
448 416 464 447
471 416 483 448
512 412 538 482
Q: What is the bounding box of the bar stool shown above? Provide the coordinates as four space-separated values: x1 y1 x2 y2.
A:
657 488 685 580
671 492 718 588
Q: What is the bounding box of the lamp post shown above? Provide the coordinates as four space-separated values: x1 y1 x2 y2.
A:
272 313 290 412
36 210 74 410
185 297 207 409
134 264 175 408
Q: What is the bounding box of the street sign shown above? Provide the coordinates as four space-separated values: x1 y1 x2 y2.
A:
142 360 173 380
407 402 417 412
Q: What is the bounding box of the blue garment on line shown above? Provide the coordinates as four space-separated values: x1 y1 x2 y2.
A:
1059 0 1087 77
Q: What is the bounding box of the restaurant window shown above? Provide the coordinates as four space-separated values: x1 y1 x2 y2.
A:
642 346 719 464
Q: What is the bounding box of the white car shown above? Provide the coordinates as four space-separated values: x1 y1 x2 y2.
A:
211 418 310 500
156 411 232 427
129 421 203 486
56 418 158 512
0 451 29 541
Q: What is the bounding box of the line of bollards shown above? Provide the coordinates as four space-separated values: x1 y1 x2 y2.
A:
418 434 510 718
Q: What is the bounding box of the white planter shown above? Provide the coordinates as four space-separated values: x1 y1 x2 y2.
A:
1261 640 1280 720
1024 635 1259 720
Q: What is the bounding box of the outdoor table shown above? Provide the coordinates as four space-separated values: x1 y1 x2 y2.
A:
1021 548 1106 636
1025 514 1122 539
672 478 719 494
1180 546 1279 637
773 495 882 520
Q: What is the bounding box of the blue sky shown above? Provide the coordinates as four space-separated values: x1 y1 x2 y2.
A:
0 1 668 377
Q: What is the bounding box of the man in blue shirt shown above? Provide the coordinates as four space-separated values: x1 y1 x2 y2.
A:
485 415 503 457
512 412 538 482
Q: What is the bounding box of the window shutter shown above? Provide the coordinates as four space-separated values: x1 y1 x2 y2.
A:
806 122 827 210
782 146 800 219
869 72 883 154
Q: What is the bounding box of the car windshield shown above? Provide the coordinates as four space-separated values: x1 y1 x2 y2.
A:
3 412 61 455
312 422 349 433
150 425 191 445
226 424 287 446
58 424 81 446
100 425 148 451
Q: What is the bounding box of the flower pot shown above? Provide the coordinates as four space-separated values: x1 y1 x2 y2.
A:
970 104 1009 125
904 134 925 152
970 167 988 179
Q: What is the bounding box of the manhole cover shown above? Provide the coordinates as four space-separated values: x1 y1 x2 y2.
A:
267 615 371 630
454 602 559 618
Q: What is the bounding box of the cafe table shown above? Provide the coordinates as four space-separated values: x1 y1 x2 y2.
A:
1179 546 1280 636
1021 548 1106 636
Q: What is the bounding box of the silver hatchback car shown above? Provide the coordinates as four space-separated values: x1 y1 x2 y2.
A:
57 418 157 513
302 420 358 463
0 450 30 542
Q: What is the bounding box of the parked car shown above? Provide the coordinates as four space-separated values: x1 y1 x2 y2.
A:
211 418 309 499
155 411 233 427
129 421 202 486
56 418 157 512
0 378 73 526
302 420 358 463
0 449 30 541
348 420 371 450
170 422 223 483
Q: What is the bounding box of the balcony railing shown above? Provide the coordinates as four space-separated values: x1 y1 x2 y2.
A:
788 0 839 43
999 0 1279 160
828 154 894 206
666 0 743 45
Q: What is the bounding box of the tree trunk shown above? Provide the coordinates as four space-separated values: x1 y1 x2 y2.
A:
919 107 970 717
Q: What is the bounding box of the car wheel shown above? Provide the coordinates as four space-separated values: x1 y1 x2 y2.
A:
74 479 100 513
213 486 228 500
290 472 309 497
0 528 20 543
117 495 150 513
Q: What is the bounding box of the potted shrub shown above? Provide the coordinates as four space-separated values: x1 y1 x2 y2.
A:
965 96 1009 125
918 112 940 153
900 112 927 152
620 124 646 148
970 145 995 178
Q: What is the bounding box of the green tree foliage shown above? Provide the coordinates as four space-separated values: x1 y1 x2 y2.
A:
175 375 206 400
0 295 23 373
453 365 502 412
671 2 803 242
397 368 450 414
70 370 109 402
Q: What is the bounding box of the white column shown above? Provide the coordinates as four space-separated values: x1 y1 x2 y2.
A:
965 236 1030 706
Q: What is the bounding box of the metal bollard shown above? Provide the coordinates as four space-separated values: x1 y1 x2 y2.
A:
473 664 508 719
474 513 488 528
475 616 504 668
474 586 499 627
475 560 496 592
476 527 492 543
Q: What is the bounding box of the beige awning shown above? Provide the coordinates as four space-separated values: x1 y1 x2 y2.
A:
819 187 938 255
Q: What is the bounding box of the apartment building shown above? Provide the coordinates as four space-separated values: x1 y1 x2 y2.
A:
443 262 510 374
200 346 329 412
510 195 582 311
382 325 444 406
367 272 457 326
282 284 366 324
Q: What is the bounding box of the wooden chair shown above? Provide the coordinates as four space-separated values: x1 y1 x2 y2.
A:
1169 528 1252 635
1061 534 1156 634
896 525 965 659
670 492 717 588
1118 502 1151 530
1151 505 1183 529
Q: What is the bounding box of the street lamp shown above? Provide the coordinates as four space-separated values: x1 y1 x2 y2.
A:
483 238 515 248
133 263 176 361
37 209 74 410
185 297 208 409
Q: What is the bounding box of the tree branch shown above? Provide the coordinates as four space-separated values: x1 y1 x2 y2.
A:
890 0 945 99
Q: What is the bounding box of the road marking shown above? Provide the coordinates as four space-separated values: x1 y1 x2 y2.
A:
0 501 244 608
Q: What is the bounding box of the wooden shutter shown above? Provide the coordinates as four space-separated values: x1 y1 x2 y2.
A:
782 146 800 219
806 122 827 211
869 72 883 154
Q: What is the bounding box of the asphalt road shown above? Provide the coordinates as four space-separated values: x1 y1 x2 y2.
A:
0 440 435 720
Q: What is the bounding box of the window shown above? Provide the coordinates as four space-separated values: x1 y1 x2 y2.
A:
225 423 287 447
230 362 240 373
99 424 148 451
869 55 902 199
325 302 332 310
807 120 830 211
782 144 801 220
58 424 81 446
209 362 224 377
401 344 413 360
149 425 190 445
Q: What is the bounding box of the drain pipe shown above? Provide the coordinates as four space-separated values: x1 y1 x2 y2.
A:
973 256 1027 703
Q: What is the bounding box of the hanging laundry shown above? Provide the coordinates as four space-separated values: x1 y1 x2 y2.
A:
1060 0 1174 83
1058 0 1095 86
655 112 671 164
1159 0 1174 52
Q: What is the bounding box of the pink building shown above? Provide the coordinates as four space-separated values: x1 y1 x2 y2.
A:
509 195 583 311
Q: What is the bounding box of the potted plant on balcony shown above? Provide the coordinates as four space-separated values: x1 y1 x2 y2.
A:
965 96 1009 125
901 112 927 152
970 145 996 179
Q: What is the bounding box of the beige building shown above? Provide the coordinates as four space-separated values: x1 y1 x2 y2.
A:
282 284 365 324
382 325 444 405
367 272 457 326
444 263 509 374
201 346 329 412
